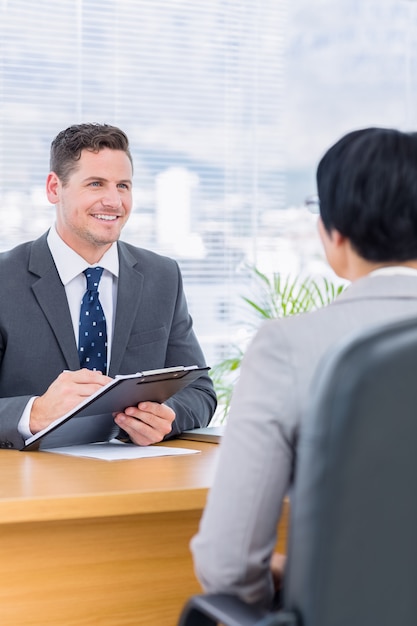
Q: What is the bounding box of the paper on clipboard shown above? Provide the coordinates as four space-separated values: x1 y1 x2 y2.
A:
44 439 201 461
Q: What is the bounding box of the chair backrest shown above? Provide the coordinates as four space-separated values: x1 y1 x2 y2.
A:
178 316 417 626
283 315 417 626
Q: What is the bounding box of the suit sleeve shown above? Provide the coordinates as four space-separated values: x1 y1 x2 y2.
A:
163 263 217 435
0 357 31 450
190 319 297 608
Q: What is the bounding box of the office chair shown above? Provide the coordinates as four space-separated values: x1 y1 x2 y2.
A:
178 316 417 626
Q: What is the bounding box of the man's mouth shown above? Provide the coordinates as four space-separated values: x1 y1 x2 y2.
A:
93 214 119 221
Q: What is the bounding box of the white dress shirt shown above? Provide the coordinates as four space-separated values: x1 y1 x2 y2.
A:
47 225 119 357
19 226 119 439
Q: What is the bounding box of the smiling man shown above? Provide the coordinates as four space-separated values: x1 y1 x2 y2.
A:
0 123 216 449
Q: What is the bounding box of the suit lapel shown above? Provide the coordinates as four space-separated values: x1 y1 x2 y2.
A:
29 234 80 370
109 243 144 376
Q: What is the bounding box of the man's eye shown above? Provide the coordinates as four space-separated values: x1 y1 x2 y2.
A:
89 181 101 187
118 183 129 190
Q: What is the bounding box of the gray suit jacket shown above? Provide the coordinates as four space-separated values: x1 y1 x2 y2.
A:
191 274 417 608
0 232 216 449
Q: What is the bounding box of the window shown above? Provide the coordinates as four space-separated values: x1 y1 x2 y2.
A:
1 0 416 370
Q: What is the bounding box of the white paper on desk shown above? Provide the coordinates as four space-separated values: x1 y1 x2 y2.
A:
44 439 200 461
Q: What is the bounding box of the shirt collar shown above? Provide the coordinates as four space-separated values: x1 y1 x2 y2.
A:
47 225 119 286
369 266 417 278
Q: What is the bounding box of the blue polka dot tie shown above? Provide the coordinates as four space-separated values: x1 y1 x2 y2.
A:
78 267 107 374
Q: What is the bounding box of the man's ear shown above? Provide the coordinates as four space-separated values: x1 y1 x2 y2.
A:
46 172 60 204
330 228 346 247
318 217 346 246
318 218 349 278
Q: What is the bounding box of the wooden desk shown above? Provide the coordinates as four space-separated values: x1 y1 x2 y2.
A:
0 440 289 625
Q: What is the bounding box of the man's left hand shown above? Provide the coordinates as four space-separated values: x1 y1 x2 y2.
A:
114 401 175 445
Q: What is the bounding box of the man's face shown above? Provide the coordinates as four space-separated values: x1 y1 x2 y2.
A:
46 147 133 262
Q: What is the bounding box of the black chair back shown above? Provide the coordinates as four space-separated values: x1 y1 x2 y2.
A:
179 316 417 625
284 315 417 626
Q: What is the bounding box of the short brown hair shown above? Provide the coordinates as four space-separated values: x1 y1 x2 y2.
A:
50 123 133 184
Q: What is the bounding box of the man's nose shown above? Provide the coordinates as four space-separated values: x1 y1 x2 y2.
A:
102 185 122 208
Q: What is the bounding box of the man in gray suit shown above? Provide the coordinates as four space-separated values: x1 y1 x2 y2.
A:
191 127 417 608
0 123 216 450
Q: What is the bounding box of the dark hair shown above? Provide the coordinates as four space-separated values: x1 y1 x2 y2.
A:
317 127 417 262
50 123 133 184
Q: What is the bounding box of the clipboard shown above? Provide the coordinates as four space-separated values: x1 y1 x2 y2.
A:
178 425 225 444
23 365 209 451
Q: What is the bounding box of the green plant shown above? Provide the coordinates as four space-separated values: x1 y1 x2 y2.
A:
211 267 346 422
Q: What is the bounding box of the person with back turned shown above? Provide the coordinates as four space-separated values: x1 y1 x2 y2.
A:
191 127 417 609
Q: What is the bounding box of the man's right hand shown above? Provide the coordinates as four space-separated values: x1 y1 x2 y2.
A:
30 369 112 434
270 552 287 593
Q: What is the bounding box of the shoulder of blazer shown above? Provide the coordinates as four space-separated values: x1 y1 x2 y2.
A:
335 273 417 303
117 240 179 272
0 232 52 277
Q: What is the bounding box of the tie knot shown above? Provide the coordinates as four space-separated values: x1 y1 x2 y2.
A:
84 267 104 292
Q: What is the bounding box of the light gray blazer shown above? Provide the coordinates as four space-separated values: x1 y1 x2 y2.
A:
0 232 216 449
191 274 417 608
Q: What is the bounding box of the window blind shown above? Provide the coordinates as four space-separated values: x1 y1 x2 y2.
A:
0 0 287 369
1 0 415 382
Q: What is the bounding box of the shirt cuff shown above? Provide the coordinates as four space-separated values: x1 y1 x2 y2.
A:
18 397 37 442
